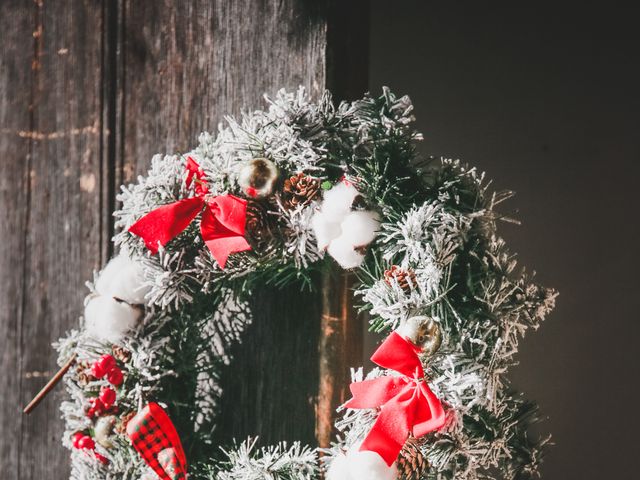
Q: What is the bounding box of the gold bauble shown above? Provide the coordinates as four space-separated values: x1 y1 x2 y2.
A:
238 158 278 197
397 315 442 356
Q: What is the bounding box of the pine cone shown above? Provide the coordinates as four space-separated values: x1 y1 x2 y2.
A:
245 198 276 250
384 265 417 292
397 437 429 480
112 345 131 363
75 361 96 387
115 411 137 435
281 173 320 209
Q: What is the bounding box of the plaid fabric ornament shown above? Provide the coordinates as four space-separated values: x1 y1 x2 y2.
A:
126 403 187 480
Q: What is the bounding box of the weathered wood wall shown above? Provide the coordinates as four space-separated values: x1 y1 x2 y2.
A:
0 0 367 476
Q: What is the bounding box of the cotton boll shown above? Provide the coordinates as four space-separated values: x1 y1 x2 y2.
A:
95 254 150 305
85 295 141 343
321 182 359 222
340 210 380 247
312 212 342 250
346 444 397 480
326 453 351 480
327 237 365 269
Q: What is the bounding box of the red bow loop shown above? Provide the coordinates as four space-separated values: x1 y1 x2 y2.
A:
127 403 187 480
185 156 209 195
200 196 250 269
128 157 251 268
345 332 446 466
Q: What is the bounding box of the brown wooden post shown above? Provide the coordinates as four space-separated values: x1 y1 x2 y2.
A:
0 0 368 476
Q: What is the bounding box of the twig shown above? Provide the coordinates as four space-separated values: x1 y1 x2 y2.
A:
23 353 77 415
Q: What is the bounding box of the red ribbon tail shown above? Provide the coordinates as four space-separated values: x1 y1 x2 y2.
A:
360 392 414 466
129 197 204 253
412 382 446 436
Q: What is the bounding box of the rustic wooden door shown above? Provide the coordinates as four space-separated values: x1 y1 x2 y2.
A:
0 1 367 477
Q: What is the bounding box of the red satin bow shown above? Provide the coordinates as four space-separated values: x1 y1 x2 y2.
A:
128 157 251 269
345 331 446 466
127 403 187 480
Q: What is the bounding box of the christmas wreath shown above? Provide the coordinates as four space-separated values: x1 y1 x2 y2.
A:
46 88 556 480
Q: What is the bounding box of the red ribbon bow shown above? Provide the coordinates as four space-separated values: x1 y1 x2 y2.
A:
345 331 446 466
127 403 187 480
128 157 251 269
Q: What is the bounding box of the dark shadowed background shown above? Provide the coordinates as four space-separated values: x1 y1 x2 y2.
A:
369 1 640 478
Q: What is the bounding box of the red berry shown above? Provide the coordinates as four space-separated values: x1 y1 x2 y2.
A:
87 397 105 418
78 435 95 450
72 432 84 449
94 452 109 465
91 362 106 379
97 354 116 373
106 367 123 386
99 386 116 408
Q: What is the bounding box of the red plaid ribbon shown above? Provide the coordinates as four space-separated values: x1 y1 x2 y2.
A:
126 403 187 480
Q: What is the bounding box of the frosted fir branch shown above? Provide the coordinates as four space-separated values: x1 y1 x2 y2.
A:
69 442 152 480
429 352 489 411
357 262 446 331
277 199 323 269
205 437 319 480
380 201 471 269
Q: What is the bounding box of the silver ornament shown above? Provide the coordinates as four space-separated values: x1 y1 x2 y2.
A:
94 415 117 448
238 158 278 197
396 315 442 357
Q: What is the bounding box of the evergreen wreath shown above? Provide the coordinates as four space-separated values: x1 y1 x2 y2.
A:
50 88 557 480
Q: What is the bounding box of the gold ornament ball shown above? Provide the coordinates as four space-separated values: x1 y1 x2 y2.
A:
238 158 278 197
396 315 442 356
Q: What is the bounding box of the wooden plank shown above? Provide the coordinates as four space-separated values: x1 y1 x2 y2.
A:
0 3 32 477
216 281 323 446
118 0 327 182
0 0 108 477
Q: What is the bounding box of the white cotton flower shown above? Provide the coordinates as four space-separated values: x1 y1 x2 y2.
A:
327 237 365 269
321 182 359 222
85 295 141 343
312 183 380 269
347 448 396 480
340 211 380 247
311 213 343 251
327 443 396 480
94 254 150 305
326 452 350 480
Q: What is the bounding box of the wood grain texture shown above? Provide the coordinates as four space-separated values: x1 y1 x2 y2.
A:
119 0 327 182
216 280 323 446
0 2 32 477
0 0 108 477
